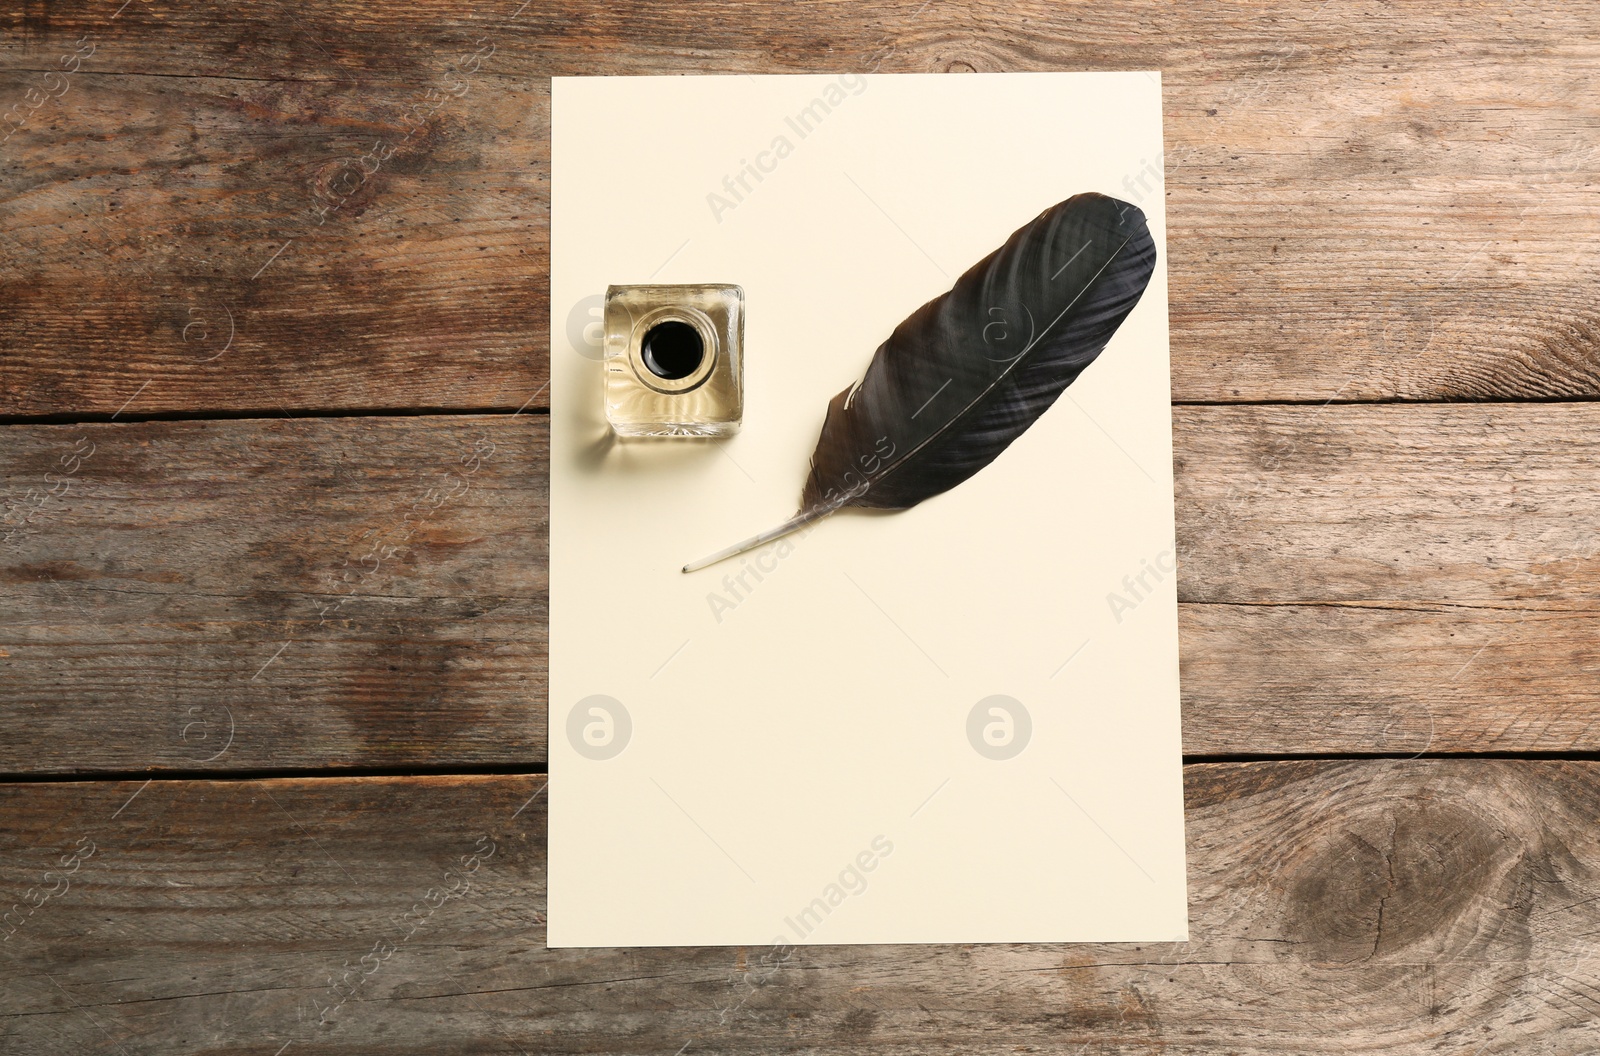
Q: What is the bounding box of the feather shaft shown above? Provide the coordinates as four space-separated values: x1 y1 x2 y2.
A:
680 501 841 573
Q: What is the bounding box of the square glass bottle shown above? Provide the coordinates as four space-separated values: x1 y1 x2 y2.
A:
602 283 744 437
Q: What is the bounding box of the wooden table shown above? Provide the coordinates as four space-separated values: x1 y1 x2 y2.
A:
3 2 1598 1052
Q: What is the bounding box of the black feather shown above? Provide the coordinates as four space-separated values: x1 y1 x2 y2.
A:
684 192 1157 572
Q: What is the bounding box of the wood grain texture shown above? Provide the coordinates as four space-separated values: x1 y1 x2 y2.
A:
3 1 1598 416
1177 402 1600 754
3 763 1599 1054
1177 404 1600 606
1182 602 1600 756
4 403 1600 772
0 2 550 419
0 413 547 773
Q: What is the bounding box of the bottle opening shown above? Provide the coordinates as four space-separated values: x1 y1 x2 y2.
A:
640 320 704 380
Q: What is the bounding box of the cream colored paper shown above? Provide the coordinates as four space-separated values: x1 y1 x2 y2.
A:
550 72 1186 947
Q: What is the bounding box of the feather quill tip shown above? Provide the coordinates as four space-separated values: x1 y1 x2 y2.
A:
682 505 840 573
682 536 765 574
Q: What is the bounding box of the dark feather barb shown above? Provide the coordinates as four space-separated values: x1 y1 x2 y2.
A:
684 192 1157 573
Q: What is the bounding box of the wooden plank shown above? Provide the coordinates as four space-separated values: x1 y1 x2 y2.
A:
0 62 549 419
5 402 1600 771
2 762 1598 1053
1177 402 1600 753
3 2 1598 415
1177 404 1600 606
0 414 547 773
1182 603 1600 756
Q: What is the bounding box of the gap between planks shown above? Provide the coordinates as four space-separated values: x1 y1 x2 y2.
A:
8 750 1600 787
5 395 1600 428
